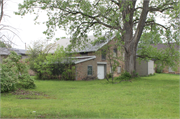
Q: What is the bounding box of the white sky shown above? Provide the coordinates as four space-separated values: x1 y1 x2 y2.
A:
2 0 69 49
2 0 166 50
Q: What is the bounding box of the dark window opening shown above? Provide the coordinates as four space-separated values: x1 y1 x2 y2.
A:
88 66 92 75
101 50 106 60
113 48 117 57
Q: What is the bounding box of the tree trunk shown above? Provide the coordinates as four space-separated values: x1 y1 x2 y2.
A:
124 43 137 76
122 0 150 76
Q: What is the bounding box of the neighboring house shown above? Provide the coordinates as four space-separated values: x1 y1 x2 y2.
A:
151 43 180 74
0 47 28 63
0 47 36 76
51 35 155 80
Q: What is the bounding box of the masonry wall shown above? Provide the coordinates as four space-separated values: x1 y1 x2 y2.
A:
75 58 97 80
162 65 180 74
75 39 125 80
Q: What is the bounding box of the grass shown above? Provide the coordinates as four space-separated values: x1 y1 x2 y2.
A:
1 73 179 118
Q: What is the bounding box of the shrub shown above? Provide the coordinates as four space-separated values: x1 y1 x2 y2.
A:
156 64 163 73
34 46 76 80
0 60 18 92
106 73 112 79
156 68 162 73
1 51 36 93
116 71 132 81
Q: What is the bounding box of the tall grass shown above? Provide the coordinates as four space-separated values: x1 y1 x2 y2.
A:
1 73 179 118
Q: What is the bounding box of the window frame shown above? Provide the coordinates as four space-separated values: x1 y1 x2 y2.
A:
113 48 117 57
87 65 93 76
101 50 106 60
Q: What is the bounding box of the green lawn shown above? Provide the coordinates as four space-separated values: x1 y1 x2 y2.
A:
1 73 179 118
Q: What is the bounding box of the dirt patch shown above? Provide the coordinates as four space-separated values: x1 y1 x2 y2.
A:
11 88 48 99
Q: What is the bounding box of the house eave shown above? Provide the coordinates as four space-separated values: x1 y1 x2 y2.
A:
75 56 96 64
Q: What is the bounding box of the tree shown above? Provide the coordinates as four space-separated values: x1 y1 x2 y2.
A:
34 45 75 80
138 25 163 47
16 0 180 75
45 45 75 80
0 0 20 48
26 39 55 71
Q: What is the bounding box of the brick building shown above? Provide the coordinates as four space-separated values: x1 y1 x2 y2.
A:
50 35 155 80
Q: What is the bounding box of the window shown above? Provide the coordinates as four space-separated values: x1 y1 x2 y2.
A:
118 66 121 73
101 50 106 60
110 66 115 73
113 48 117 57
110 66 112 73
88 66 93 75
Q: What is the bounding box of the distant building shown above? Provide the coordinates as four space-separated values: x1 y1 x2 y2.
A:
0 47 28 63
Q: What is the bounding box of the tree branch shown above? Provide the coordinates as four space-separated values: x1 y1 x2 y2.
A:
67 10 121 30
145 20 168 30
0 0 4 23
110 0 119 6
132 0 150 45
137 55 169 62
148 2 177 13
134 7 143 11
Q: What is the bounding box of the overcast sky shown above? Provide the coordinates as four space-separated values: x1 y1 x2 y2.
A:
2 0 166 50
2 0 69 49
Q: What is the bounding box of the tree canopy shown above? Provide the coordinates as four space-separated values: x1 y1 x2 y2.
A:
16 0 180 75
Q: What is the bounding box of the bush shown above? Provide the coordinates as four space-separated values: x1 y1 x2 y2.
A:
1 51 36 93
116 71 132 81
156 64 163 73
156 68 162 73
34 46 76 80
106 73 112 79
0 61 18 92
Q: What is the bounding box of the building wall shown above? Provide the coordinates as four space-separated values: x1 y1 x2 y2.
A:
136 60 148 76
75 39 125 80
75 58 97 80
162 65 180 74
21 55 28 59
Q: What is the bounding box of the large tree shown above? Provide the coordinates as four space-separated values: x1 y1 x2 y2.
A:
16 0 180 75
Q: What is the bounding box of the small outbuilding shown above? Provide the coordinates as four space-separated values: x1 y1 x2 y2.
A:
136 60 155 76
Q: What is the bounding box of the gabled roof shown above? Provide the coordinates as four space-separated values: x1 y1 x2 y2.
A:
0 47 27 55
75 36 115 53
151 43 179 51
49 35 116 54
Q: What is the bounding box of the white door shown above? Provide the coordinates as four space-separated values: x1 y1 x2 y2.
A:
97 65 104 79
